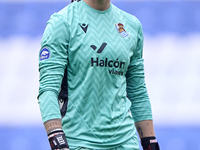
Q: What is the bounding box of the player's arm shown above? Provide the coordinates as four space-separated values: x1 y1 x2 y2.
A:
38 12 70 150
44 119 69 150
135 120 155 138
44 119 62 135
126 20 160 150
135 120 160 150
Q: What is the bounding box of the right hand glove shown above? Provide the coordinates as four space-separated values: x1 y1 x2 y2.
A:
141 137 160 150
48 129 69 150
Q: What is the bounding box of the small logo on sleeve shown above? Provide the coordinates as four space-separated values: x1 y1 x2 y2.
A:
40 47 50 61
115 23 130 38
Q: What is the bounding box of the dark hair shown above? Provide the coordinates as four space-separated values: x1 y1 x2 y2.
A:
71 0 81 3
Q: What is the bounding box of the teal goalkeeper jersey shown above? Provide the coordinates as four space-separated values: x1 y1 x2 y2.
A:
38 1 152 149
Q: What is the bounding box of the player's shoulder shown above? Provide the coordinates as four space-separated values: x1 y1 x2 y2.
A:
57 1 79 16
48 1 80 24
112 4 142 28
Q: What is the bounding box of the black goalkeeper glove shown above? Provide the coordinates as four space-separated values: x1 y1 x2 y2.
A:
141 137 160 150
48 129 69 150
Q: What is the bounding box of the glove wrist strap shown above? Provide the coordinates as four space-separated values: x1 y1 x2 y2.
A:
141 136 160 150
48 129 69 150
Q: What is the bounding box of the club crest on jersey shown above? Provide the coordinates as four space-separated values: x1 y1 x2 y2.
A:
40 47 50 61
115 23 130 38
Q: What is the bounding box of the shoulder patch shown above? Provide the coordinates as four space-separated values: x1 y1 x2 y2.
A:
40 47 50 61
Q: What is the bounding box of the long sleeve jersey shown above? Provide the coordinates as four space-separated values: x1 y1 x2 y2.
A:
38 1 152 149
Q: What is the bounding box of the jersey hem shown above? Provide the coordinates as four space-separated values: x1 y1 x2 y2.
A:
67 130 136 149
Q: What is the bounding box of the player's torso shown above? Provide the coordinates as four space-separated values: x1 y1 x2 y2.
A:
60 1 138 145
66 1 138 89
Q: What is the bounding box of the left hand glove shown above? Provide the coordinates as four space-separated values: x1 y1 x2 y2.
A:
48 129 69 150
141 137 160 150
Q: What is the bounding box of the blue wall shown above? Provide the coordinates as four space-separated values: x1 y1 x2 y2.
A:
0 1 200 150
1 126 200 150
0 1 200 37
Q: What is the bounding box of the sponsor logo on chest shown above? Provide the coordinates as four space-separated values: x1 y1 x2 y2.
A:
90 43 126 76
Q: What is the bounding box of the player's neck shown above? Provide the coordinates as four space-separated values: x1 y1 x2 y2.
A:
83 0 110 11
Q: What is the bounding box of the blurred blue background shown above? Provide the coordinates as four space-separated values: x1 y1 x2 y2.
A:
0 0 200 150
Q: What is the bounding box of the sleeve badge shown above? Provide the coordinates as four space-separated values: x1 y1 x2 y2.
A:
40 47 50 61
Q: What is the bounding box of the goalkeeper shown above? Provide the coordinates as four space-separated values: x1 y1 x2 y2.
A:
38 0 160 150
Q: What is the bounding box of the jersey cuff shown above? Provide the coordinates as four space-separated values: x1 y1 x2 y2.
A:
133 115 153 123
